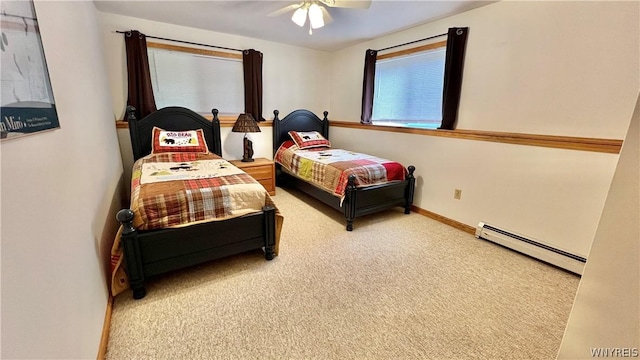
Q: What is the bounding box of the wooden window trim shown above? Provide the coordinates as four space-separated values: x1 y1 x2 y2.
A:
376 40 447 61
147 41 242 60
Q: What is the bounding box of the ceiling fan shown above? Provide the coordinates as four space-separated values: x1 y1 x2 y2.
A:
269 0 372 34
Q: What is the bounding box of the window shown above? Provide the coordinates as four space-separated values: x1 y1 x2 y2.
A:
147 43 243 115
372 41 446 129
362 28 468 130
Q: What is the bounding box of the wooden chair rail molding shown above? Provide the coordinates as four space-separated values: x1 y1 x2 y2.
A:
331 121 623 154
116 116 272 129
115 118 622 154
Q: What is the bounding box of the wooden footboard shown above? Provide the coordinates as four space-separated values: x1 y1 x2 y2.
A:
277 166 415 231
116 206 276 299
344 165 416 230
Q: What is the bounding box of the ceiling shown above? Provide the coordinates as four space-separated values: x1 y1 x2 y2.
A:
93 0 494 52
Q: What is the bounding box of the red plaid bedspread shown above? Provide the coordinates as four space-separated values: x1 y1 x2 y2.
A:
131 152 270 230
275 141 406 199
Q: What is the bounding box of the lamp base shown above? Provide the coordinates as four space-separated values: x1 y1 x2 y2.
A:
242 137 254 162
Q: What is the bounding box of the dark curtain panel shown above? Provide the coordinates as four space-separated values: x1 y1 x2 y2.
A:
360 49 378 124
124 30 156 119
439 27 469 130
242 49 264 121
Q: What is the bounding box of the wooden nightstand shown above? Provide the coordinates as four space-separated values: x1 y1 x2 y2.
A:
229 158 276 196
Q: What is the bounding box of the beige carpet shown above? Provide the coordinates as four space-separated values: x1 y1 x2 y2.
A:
107 187 579 359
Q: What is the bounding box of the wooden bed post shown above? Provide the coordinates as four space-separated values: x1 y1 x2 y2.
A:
272 109 280 129
322 111 329 139
116 209 146 299
263 206 276 260
272 110 281 153
125 106 142 161
344 175 358 231
405 166 416 214
211 109 222 157
272 110 285 184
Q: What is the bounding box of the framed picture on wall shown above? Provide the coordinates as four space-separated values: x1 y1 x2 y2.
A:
0 0 59 141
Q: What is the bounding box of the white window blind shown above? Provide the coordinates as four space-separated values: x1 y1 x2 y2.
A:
148 48 244 114
372 47 445 127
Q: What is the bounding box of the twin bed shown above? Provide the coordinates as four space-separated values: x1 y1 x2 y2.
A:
112 106 281 299
272 109 415 231
112 106 415 299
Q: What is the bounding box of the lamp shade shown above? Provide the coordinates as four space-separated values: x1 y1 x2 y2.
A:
291 7 307 27
308 4 324 29
232 113 261 133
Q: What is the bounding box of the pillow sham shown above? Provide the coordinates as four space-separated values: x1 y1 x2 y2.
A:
288 131 331 149
277 140 296 151
274 140 295 164
151 127 209 154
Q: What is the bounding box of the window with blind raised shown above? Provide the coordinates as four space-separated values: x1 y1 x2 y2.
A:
147 47 243 115
372 45 446 129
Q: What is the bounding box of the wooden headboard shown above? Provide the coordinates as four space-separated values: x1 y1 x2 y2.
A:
272 109 329 155
126 106 222 161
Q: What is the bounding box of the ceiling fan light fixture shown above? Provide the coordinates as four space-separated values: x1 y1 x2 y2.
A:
291 7 308 27
308 3 325 29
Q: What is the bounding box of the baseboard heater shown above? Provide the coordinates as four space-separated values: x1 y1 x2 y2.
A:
475 222 586 275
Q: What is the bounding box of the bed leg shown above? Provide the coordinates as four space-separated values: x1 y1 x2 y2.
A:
263 205 276 260
116 209 147 299
404 166 416 214
344 174 357 231
132 287 147 300
346 221 353 232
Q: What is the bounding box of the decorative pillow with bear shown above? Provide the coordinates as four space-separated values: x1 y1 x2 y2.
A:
288 131 331 149
151 127 209 154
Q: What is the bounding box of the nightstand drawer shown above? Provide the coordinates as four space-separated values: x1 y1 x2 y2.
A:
229 158 276 196
245 166 273 180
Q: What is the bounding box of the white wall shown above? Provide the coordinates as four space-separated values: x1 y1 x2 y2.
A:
557 94 639 358
328 1 639 257
100 12 330 178
331 1 637 139
1 1 123 358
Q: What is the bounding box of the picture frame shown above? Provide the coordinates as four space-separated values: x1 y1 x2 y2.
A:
1 0 59 141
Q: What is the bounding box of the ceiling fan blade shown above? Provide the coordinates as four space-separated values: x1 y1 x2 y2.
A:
320 0 371 9
267 3 302 17
320 6 333 25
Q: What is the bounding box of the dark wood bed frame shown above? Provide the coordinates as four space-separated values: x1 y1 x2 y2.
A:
272 109 416 231
116 106 276 299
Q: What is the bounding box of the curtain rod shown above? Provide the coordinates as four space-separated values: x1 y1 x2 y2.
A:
376 32 447 52
115 30 243 53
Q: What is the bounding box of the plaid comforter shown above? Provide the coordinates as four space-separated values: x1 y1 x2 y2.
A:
110 152 282 296
131 152 270 230
275 141 406 200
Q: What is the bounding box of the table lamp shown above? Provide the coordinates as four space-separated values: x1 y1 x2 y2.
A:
231 113 261 162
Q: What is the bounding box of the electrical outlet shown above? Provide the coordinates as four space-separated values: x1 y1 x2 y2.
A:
454 189 462 200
